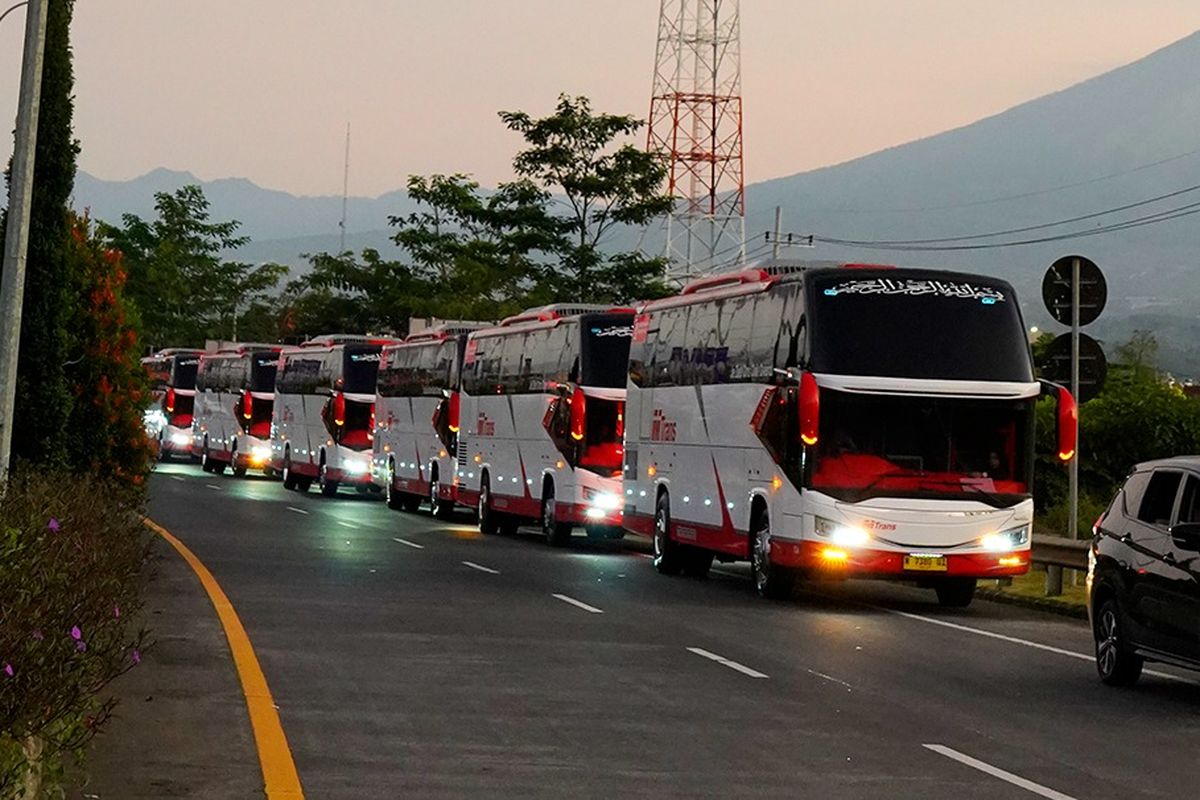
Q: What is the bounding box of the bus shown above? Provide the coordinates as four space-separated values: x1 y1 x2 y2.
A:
271 335 400 496
456 305 635 544
623 263 1076 606
142 348 204 461
193 344 282 477
372 323 487 516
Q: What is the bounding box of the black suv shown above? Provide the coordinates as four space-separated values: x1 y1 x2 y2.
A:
1089 457 1200 685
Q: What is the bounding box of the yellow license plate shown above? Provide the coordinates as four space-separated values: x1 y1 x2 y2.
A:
903 554 948 572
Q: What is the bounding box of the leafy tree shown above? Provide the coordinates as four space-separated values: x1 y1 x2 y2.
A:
101 185 286 346
0 0 79 467
62 213 153 485
281 249 434 338
500 94 674 303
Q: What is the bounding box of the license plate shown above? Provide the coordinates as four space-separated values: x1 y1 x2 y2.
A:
903 554 948 572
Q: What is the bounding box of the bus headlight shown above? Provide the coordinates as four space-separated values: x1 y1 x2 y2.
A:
251 445 272 463
344 460 369 476
814 516 870 548
980 525 1030 552
170 432 191 447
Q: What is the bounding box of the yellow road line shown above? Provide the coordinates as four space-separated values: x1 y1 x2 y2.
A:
145 518 304 799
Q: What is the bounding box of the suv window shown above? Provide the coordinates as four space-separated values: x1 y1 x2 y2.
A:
1137 471 1182 527
1179 475 1200 525
1121 471 1152 517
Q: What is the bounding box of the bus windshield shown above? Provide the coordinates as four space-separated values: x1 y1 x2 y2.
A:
579 314 633 388
807 271 1033 382
250 353 278 392
810 390 1033 505
173 356 200 389
343 347 382 394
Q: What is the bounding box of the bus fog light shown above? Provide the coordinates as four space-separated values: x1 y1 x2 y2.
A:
585 507 606 520
821 547 849 563
251 446 272 462
170 432 191 447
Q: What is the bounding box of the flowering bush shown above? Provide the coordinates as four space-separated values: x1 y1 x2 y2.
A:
0 467 150 796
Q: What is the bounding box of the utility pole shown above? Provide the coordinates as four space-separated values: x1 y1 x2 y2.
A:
0 0 49 483
338 122 350 254
771 206 782 259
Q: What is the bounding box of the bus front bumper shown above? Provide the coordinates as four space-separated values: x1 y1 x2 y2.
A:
770 539 1031 578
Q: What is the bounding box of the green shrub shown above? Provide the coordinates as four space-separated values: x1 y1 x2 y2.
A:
0 467 150 797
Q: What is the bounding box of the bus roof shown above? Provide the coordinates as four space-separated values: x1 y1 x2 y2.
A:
300 334 402 348
213 343 283 355
403 321 490 344
142 347 205 362
498 304 632 328
642 261 907 311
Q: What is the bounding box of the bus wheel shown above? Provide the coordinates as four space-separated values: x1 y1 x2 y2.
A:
282 453 297 490
319 462 339 498
934 578 976 608
430 472 453 519
751 507 793 600
478 477 500 535
157 433 169 462
385 463 404 511
230 444 247 478
652 494 684 575
200 440 212 473
541 482 572 546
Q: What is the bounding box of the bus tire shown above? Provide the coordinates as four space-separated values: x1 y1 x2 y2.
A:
430 469 453 519
385 462 404 511
934 578 976 608
478 475 500 535
751 505 794 600
200 439 213 473
652 493 685 575
541 481 572 547
230 444 246 478
319 461 339 498
282 452 297 490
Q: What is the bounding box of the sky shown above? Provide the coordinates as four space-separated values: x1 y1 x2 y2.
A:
3 1 1200 198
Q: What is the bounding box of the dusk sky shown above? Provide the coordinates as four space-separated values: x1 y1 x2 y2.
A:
3 1 1200 198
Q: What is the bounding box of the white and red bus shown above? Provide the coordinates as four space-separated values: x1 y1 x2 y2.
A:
271 335 399 496
142 348 204 461
192 344 282 476
623 263 1076 606
456 305 635 544
372 323 487 516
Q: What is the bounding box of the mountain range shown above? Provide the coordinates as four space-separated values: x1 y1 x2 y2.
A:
72 30 1200 375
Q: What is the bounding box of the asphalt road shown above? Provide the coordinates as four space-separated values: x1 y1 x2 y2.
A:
147 464 1200 799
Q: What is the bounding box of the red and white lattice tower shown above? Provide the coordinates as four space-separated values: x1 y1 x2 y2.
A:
648 0 745 281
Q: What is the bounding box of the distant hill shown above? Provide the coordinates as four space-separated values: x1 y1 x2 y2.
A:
72 30 1200 374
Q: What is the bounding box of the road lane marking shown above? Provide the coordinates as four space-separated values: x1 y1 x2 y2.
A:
552 593 604 614
392 537 424 549
206 484 221 490
462 561 500 574
171 475 186 482
924 744 1076 800
883 608 1194 684
806 668 853 689
144 518 304 799
336 521 355 529
687 647 768 679
285 506 309 515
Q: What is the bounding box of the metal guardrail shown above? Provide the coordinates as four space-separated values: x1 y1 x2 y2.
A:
1031 534 1090 571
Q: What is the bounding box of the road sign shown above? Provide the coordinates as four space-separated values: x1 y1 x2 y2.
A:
1042 255 1106 326
1041 332 1108 403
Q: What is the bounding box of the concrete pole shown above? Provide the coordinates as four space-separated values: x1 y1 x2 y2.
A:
0 0 49 483
772 206 782 260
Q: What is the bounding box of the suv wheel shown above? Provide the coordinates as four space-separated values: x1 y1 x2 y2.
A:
1095 597 1144 686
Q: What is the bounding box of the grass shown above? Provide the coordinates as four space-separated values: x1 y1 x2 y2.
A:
979 566 1088 608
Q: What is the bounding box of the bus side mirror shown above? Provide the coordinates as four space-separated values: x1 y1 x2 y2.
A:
1042 382 1076 463
798 371 819 446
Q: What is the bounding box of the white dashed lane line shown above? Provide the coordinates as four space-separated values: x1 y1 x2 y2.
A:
170 475 186 482
924 744 1077 800
392 537 424 549
206 484 221 491
462 561 500 574
686 646 769 679
286 506 309 515
551 593 604 614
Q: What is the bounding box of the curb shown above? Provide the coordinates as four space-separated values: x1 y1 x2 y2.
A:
974 586 1088 620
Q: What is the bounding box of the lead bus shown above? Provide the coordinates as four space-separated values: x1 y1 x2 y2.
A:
372 322 487 516
193 344 282 476
623 263 1076 606
271 334 399 496
142 348 204 461
456 305 635 544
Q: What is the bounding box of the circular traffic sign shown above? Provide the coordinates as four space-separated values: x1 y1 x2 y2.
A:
1042 255 1106 327
1039 333 1108 403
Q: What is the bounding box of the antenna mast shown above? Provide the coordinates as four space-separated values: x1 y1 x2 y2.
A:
648 0 745 282
339 122 350 254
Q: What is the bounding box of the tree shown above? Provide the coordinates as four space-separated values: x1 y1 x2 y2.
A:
281 249 435 338
101 185 286 347
500 95 674 303
0 0 79 467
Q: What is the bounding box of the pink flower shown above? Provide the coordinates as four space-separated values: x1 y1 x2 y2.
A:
76 640 87 652
70 626 82 641
3 663 12 677
113 605 120 618
31 630 43 641
130 649 141 666
47 518 60 533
